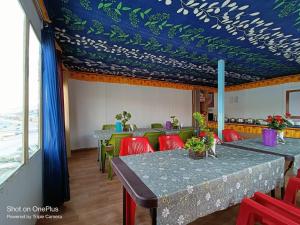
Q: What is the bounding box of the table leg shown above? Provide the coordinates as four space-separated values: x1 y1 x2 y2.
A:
123 187 126 225
98 140 102 171
284 161 294 175
271 189 275 198
151 207 157 225
98 140 106 173
281 186 285 199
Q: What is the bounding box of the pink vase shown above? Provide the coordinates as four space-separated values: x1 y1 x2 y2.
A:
262 128 277 147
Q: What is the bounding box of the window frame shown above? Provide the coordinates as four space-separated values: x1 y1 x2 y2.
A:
28 23 42 158
0 1 42 187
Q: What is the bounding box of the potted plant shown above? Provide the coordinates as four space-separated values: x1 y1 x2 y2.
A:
170 116 179 129
185 135 214 159
115 111 132 131
193 112 206 128
265 113 293 143
193 112 221 155
193 112 206 135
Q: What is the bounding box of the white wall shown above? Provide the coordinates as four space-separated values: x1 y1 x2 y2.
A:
212 82 300 119
0 151 43 225
69 80 193 150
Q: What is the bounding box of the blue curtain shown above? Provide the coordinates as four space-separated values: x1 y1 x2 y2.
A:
42 25 70 206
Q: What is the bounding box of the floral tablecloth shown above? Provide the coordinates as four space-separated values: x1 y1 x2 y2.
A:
228 138 300 175
93 128 160 141
120 146 284 225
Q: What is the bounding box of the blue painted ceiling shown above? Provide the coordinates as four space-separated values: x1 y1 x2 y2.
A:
45 0 300 86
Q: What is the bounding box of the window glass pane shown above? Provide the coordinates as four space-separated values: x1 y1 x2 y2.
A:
0 1 25 184
29 25 41 157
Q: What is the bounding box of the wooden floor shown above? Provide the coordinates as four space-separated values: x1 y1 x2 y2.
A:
37 148 298 225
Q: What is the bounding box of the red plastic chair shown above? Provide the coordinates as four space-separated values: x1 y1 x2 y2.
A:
119 137 154 225
199 131 222 144
222 129 243 142
283 177 300 205
253 192 300 223
158 134 184 151
297 169 300 178
236 198 298 225
120 137 154 156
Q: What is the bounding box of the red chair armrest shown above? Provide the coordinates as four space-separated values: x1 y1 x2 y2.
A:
236 198 298 225
254 192 300 223
283 177 300 205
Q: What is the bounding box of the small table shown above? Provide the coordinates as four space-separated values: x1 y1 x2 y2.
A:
224 138 300 175
112 145 284 225
94 128 161 171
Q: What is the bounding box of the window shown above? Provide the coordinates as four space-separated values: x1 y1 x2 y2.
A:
0 0 26 184
29 25 41 157
0 1 41 185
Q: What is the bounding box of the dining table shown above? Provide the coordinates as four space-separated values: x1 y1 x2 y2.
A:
153 127 194 135
94 127 194 171
112 145 284 225
94 128 159 171
224 138 300 176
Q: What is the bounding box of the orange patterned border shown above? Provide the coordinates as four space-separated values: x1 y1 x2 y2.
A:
36 0 51 23
68 71 217 91
68 71 300 92
226 74 300 91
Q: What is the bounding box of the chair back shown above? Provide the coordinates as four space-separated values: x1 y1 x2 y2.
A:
283 177 300 205
102 124 115 130
236 198 298 225
297 169 300 178
120 137 154 156
108 133 133 157
222 129 243 142
159 134 184 151
254 192 300 223
151 123 163 129
179 128 194 143
144 131 164 151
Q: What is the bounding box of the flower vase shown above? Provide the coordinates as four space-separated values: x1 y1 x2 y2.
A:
115 121 123 132
188 149 207 160
165 121 172 130
262 128 277 147
210 139 216 156
277 130 285 144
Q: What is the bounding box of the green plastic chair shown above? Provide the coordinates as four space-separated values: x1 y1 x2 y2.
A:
144 131 164 151
103 133 133 180
179 128 195 143
151 123 163 129
102 124 115 130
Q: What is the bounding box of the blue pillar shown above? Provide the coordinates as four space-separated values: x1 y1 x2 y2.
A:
218 60 225 140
